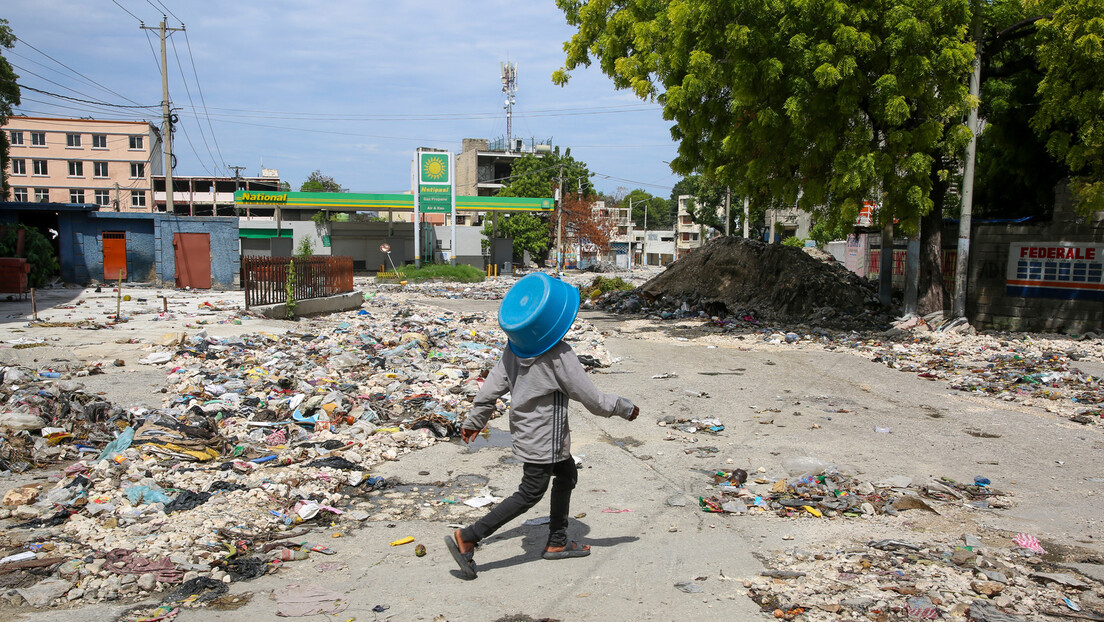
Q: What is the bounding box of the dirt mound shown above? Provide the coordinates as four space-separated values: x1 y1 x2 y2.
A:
631 237 891 329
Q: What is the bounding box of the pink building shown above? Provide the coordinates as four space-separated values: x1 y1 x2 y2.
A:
3 116 160 211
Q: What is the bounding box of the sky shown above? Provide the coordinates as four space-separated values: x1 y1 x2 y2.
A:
3 1 682 198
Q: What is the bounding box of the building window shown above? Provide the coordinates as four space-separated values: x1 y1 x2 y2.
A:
68 161 84 177
70 189 85 203
31 132 46 146
66 133 82 147
92 134 107 149
9 131 23 145
130 162 144 178
32 159 48 175
94 161 108 177
10 159 25 175
94 189 110 207
131 190 146 208
129 135 143 150
34 188 50 202
12 188 27 202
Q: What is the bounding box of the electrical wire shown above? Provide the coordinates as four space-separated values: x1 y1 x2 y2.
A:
9 44 143 106
111 0 143 23
182 29 226 175
18 84 159 110
173 102 656 122
169 33 220 175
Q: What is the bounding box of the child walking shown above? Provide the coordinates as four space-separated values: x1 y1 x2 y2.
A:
445 273 639 579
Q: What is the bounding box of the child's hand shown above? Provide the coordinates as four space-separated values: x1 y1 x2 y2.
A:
627 406 640 421
460 427 480 443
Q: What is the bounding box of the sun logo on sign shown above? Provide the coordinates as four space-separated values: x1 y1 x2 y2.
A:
422 154 448 182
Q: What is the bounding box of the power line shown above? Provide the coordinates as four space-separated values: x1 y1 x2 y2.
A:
18 84 159 109
111 0 143 23
169 33 220 175
11 43 143 106
182 29 225 175
151 0 183 24
173 102 656 122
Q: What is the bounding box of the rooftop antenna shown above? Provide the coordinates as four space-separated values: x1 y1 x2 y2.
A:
501 61 518 151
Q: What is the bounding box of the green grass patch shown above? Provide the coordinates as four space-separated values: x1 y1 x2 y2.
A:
380 263 486 283
580 276 635 299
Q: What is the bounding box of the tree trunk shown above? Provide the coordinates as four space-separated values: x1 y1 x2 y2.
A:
918 173 950 315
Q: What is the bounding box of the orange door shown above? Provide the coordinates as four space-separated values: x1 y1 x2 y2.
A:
102 231 127 281
173 233 211 289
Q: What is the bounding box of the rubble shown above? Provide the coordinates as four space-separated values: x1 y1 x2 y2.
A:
0 291 620 609
744 535 1101 621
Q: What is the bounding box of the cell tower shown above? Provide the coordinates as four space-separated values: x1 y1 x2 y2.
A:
501 61 518 152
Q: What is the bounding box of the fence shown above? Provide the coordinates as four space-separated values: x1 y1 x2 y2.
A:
241 256 354 308
866 248 959 294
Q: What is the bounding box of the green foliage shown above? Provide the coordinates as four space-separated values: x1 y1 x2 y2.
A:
284 259 297 319
555 0 976 237
1030 0 1104 215
781 236 807 248
310 210 330 225
580 276 634 300
497 148 593 199
382 263 485 283
481 212 550 260
278 181 291 191
809 218 854 245
295 236 315 258
300 171 344 193
0 19 21 201
623 189 672 229
0 224 59 287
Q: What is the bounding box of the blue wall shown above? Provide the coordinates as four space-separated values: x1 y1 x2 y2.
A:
59 212 156 284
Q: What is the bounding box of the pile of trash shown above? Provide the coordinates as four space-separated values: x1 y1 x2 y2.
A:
850 324 1104 422
0 293 616 608
745 535 1099 620
593 238 892 331
697 459 1010 519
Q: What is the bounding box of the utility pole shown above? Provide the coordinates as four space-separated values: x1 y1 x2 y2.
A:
229 166 246 217
743 196 750 238
627 198 634 270
113 182 120 212
642 199 648 267
140 19 184 214
724 188 731 237
556 165 564 272
953 26 983 319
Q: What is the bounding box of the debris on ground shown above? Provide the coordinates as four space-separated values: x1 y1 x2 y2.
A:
744 535 1101 620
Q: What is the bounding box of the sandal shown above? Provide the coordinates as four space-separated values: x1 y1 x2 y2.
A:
542 541 591 560
444 534 478 579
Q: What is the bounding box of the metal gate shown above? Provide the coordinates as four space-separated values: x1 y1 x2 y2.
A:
173 232 211 289
102 231 127 281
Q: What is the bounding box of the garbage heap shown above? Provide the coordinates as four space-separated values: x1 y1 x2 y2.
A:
848 331 1104 422
698 468 1009 518
0 294 615 608
745 536 1098 620
594 237 892 331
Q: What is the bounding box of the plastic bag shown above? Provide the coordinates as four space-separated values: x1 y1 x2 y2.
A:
781 456 836 477
95 426 135 462
125 484 173 506
0 412 46 431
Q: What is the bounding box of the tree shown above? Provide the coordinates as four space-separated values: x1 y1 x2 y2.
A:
0 19 21 201
555 0 976 312
1030 0 1104 214
561 192 616 258
496 147 593 198
481 211 550 260
278 181 291 191
623 188 671 229
300 171 344 192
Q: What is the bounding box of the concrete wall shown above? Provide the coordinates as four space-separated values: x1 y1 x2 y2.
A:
432 224 485 266
329 221 415 270
58 212 156 283
966 183 1104 334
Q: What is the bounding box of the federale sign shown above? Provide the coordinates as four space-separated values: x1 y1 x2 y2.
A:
418 151 452 214
1006 242 1104 301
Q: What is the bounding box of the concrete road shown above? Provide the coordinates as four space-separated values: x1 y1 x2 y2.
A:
6 298 1104 621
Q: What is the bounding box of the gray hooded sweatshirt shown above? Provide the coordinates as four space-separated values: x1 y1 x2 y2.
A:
462 341 635 464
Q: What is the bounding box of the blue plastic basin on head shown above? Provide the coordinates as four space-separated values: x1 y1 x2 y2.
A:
499 273 580 359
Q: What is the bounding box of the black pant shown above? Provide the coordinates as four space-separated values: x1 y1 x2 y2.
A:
461 458 578 548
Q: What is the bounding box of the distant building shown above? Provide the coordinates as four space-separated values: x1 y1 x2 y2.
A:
3 116 160 211
676 194 709 259
454 136 552 227
633 229 676 266
764 207 812 242
155 170 281 216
